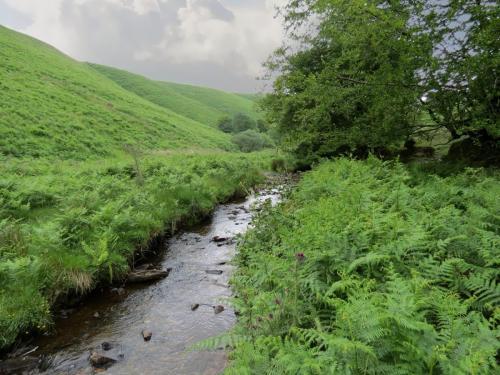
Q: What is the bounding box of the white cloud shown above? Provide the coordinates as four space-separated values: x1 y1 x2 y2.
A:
0 0 284 91
141 0 283 77
98 0 162 15
3 0 70 51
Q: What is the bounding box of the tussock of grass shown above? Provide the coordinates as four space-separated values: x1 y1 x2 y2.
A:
226 158 499 374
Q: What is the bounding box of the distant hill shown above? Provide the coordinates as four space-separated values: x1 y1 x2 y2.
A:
0 26 238 160
90 64 259 128
236 93 262 102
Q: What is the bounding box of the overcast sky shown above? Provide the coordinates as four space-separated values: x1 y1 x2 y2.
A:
0 0 286 92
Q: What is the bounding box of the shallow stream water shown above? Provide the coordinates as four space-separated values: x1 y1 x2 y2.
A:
17 187 282 375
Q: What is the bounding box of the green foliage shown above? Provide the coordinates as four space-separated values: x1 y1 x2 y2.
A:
217 112 270 134
263 1 499 162
90 64 259 128
232 130 274 153
232 113 257 133
0 152 270 349
0 25 236 159
262 0 428 161
417 1 500 140
218 116 234 133
226 158 499 374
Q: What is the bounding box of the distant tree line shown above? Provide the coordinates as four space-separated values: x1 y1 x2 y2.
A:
218 113 274 152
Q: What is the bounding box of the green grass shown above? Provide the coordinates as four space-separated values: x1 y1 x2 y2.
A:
90 64 259 128
0 25 236 160
0 25 273 350
220 158 499 374
0 151 273 349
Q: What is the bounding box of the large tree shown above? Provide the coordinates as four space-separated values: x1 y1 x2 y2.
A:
263 0 499 161
417 1 499 142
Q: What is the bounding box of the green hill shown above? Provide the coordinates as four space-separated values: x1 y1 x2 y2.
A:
0 25 273 351
0 26 235 160
90 64 259 128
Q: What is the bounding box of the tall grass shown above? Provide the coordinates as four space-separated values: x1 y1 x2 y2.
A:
0 152 271 350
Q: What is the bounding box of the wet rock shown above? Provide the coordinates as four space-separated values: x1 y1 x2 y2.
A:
142 330 153 342
101 342 112 351
127 268 171 283
212 236 228 243
0 356 39 375
205 270 223 275
89 351 117 368
110 287 125 296
7 346 38 359
135 263 159 271
213 305 225 314
93 312 100 318
59 308 74 319
191 303 200 311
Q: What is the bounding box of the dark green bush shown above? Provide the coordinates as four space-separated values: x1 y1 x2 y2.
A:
232 130 274 153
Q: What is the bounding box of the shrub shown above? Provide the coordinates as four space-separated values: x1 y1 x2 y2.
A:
217 116 233 133
232 113 256 133
232 130 274 153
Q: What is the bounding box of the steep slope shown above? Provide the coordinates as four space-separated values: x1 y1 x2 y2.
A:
90 64 259 127
0 26 234 160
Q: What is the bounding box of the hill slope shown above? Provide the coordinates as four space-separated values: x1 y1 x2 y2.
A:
0 26 234 159
90 64 259 127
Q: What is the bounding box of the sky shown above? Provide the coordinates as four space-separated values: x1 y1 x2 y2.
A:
0 0 286 92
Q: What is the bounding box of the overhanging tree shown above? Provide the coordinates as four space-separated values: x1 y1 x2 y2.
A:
263 0 499 161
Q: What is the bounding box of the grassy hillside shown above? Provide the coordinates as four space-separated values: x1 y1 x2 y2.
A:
0 26 235 160
0 25 273 351
90 64 259 128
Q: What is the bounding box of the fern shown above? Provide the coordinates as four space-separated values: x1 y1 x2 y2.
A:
222 158 500 374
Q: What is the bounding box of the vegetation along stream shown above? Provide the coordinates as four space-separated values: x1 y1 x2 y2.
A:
2 179 288 375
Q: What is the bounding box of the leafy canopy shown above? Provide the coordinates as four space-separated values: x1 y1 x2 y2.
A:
262 1 499 161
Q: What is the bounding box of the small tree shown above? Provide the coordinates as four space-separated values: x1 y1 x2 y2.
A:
123 144 144 186
232 130 273 152
232 113 256 133
217 116 233 133
256 119 270 133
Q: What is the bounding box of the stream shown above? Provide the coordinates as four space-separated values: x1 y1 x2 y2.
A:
7 184 284 375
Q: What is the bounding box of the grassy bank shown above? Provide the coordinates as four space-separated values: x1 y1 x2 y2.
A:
226 158 499 374
0 152 271 350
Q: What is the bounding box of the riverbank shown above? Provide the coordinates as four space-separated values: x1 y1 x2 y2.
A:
226 157 499 374
1 175 287 374
0 151 272 352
